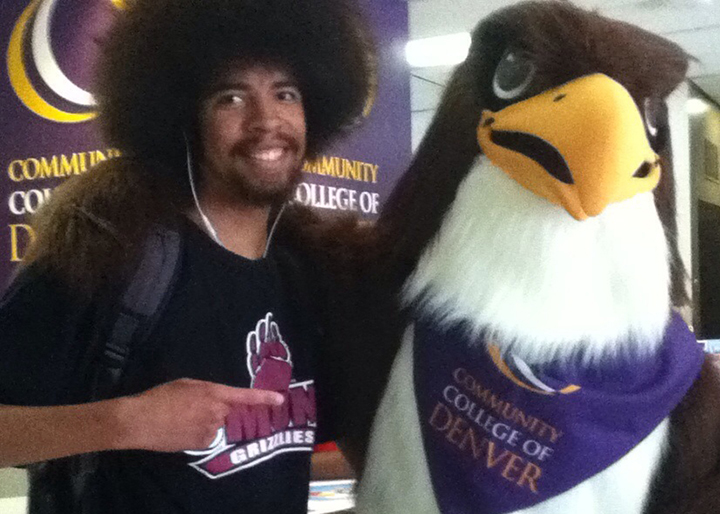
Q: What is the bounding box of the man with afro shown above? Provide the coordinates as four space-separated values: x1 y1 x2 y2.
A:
0 0 374 512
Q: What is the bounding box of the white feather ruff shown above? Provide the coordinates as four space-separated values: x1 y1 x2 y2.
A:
360 158 674 514
403 158 671 364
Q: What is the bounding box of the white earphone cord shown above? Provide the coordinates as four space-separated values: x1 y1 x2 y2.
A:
184 135 285 256
185 135 223 246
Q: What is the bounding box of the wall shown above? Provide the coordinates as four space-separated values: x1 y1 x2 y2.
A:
667 84 694 323
695 103 720 207
0 468 27 513
690 97 720 336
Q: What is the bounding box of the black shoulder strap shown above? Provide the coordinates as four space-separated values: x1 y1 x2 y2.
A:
94 226 183 397
28 227 183 514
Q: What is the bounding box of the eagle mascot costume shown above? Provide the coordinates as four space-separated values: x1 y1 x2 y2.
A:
319 2 720 514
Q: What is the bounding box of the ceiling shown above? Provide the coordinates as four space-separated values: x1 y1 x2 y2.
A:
407 0 720 119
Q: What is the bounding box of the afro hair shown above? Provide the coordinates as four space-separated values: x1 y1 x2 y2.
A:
23 0 374 293
95 0 376 173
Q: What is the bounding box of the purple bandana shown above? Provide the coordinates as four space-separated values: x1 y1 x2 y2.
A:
413 312 704 514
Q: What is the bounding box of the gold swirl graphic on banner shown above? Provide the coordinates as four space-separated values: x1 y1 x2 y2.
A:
362 72 377 118
7 0 96 123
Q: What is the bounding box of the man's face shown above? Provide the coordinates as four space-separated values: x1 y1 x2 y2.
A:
197 61 307 206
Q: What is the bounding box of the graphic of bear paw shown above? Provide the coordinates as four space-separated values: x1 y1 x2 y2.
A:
247 313 293 392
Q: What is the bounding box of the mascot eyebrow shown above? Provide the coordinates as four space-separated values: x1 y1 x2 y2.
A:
326 2 720 514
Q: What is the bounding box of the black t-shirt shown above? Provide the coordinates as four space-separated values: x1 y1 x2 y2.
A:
0 220 331 514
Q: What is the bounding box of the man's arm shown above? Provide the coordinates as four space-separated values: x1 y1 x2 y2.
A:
0 378 283 468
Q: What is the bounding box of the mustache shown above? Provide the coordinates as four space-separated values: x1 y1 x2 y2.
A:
231 133 302 156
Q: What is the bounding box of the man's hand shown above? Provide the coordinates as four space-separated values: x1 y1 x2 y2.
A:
0 379 283 467
113 378 284 452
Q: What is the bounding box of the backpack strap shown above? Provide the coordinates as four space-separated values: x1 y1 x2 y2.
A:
27 227 183 514
94 226 183 396
66 227 183 513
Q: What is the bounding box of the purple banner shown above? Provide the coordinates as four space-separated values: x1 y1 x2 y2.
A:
0 0 411 291
297 0 412 218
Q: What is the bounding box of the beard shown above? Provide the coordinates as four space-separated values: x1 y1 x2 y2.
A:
222 161 303 206
204 133 306 207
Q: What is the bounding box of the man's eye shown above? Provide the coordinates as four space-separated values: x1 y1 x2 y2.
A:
278 89 301 102
218 93 244 105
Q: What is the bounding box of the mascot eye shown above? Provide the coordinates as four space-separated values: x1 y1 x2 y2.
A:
492 49 536 100
643 97 661 138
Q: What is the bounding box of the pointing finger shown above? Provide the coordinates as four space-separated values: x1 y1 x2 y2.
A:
213 385 285 406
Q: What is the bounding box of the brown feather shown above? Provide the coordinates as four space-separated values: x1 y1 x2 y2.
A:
646 355 720 514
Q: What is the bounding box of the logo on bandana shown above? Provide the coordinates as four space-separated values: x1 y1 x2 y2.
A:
413 314 704 513
487 345 580 396
186 313 316 479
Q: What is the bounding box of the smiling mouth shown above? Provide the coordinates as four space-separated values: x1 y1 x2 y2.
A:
249 148 286 162
491 130 574 185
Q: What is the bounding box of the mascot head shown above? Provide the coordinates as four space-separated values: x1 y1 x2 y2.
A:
381 1 690 362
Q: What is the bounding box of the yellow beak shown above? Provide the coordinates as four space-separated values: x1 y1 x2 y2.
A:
477 74 660 220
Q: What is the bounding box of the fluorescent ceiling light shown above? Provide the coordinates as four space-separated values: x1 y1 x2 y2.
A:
405 32 471 68
687 98 709 115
